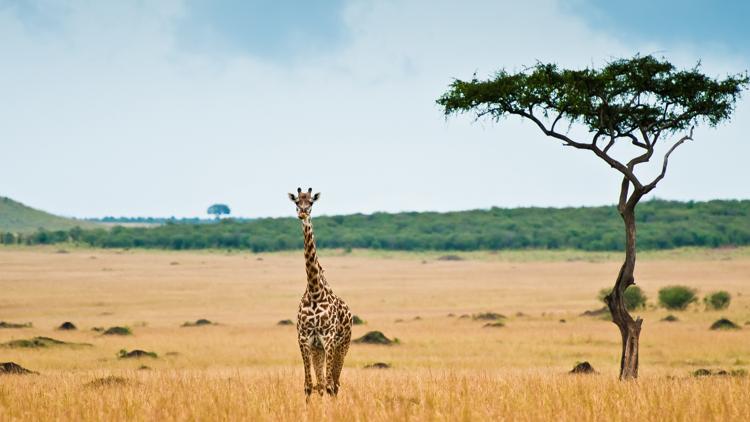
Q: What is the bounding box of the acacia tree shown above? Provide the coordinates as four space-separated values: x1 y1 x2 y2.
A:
437 55 748 380
207 203 231 220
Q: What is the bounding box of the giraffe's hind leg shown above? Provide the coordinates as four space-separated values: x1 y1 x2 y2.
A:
311 346 326 396
299 343 313 398
323 342 337 396
331 334 351 395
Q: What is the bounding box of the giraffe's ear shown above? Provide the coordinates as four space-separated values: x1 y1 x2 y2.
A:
312 192 321 202
288 193 297 202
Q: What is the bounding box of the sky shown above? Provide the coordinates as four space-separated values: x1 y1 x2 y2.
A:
1 0 748 218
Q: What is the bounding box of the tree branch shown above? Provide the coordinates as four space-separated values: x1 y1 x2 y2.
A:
591 147 643 189
642 127 694 194
603 138 615 154
512 109 644 188
638 127 652 148
591 130 606 147
550 110 566 132
514 110 593 149
624 132 648 149
618 176 630 212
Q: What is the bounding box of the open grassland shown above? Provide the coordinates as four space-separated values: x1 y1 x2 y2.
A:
1 247 749 420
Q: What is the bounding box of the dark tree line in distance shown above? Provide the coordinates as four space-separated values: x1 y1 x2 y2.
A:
2 199 747 252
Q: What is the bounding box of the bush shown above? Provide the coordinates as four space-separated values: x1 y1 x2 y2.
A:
704 291 731 310
102 326 132 336
472 312 506 321
353 331 394 345
597 286 647 311
352 315 365 325
658 286 698 310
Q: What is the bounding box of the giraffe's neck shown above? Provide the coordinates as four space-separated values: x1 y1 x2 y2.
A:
301 217 326 295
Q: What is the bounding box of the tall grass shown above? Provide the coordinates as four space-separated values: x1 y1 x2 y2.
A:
0 248 748 420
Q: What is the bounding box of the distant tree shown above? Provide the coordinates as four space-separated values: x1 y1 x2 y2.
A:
68 226 83 242
438 55 748 379
207 204 231 220
0 232 14 245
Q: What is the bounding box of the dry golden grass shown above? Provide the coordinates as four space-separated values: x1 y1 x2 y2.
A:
1 246 749 421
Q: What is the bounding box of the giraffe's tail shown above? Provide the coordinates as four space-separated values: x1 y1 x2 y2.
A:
311 334 324 349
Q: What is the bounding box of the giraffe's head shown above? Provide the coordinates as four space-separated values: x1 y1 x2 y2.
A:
288 187 321 220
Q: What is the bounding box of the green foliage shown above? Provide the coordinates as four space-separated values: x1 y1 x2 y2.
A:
473 312 506 321
661 314 679 322
658 286 698 310
598 285 647 311
207 204 231 218
354 331 394 345
0 321 32 328
182 319 214 327
438 55 748 137
704 291 731 310
12 199 750 252
352 315 365 325
2 336 90 348
2 337 65 348
103 326 132 336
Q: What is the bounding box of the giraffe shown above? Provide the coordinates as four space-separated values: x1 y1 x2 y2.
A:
288 187 353 398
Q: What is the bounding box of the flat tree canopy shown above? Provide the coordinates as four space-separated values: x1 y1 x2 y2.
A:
438 55 747 198
207 204 231 218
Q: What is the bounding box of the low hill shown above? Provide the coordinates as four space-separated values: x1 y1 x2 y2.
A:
0 197 97 234
13 199 750 252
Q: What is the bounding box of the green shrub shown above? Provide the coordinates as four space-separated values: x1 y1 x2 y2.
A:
352 315 365 325
102 326 132 336
597 286 647 311
704 291 731 310
658 286 698 310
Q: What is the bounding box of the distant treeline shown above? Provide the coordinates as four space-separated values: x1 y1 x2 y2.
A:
89 216 252 224
2 200 749 252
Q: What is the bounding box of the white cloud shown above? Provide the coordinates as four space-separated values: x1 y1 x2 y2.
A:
0 0 747 218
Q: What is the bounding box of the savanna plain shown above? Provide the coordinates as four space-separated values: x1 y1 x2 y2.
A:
0 246 749 421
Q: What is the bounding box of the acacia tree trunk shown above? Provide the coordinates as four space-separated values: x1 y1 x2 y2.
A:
605 205 643 380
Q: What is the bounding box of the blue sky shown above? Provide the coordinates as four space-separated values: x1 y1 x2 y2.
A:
176 0 347 59
568 1 750 56
0 0 748 218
